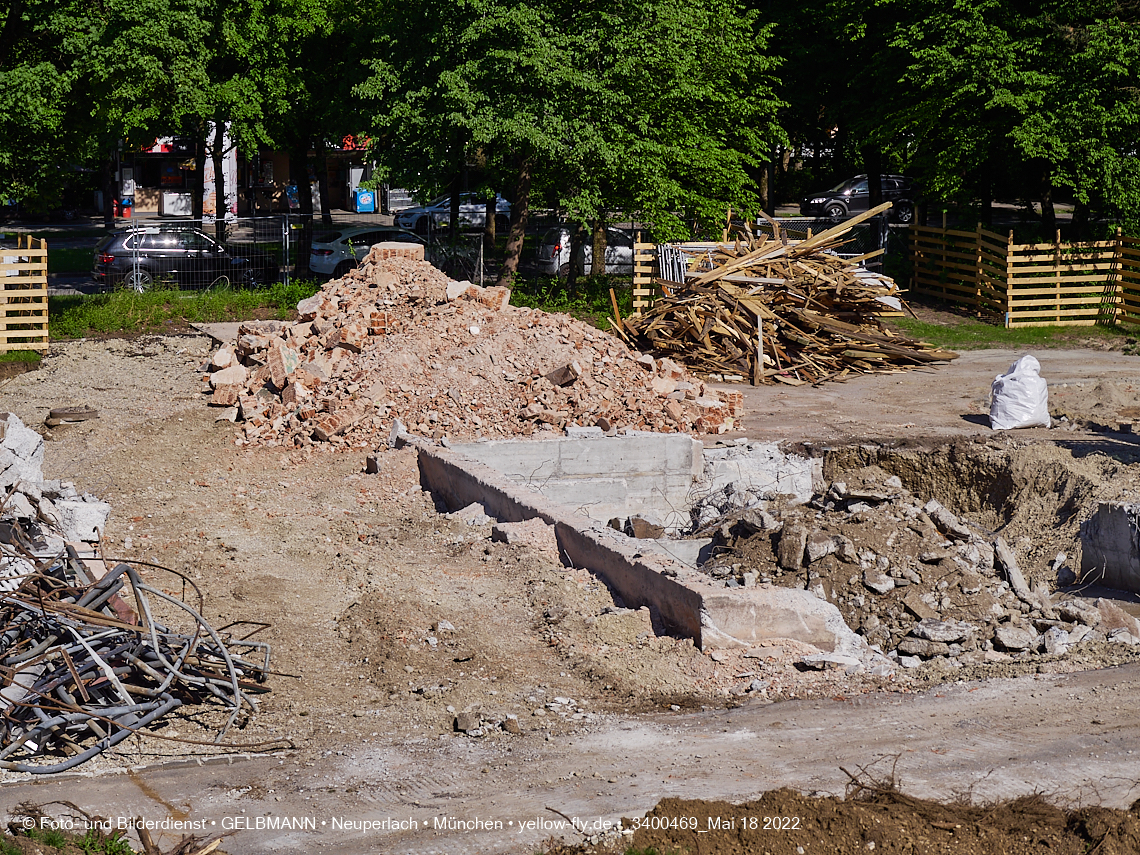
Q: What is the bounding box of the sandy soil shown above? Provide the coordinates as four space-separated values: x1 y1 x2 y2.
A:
0 334 1138 854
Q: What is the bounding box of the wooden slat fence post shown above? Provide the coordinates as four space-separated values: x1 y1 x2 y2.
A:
0 235 49 353
1005 231 1014 328
631 231 655 311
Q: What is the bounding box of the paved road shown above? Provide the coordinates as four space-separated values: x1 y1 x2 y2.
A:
1 664 1136 854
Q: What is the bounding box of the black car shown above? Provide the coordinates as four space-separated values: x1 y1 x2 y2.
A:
92 227 278 292
800 174 916 223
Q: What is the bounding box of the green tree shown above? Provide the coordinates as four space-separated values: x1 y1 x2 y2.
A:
357 0 783 285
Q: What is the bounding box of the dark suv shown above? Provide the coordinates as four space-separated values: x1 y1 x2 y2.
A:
93 227 278 291
800 175 916 223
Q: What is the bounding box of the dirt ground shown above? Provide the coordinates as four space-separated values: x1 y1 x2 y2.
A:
1 330 1140 853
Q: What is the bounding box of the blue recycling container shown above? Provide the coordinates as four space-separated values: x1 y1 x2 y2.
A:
353 189 375 213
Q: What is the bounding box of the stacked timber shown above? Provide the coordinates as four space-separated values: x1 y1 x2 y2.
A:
615 203 958 385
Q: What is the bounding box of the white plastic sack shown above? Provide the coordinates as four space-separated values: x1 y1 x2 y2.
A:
989 355 1051 430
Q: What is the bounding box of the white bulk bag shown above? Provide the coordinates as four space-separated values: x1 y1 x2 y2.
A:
989 355 1051 430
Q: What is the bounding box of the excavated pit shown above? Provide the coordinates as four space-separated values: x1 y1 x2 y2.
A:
697 436 1140 670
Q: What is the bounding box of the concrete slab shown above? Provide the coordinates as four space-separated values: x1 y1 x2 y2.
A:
451 434 703 529
1081 502 1140 593
190 321 243 343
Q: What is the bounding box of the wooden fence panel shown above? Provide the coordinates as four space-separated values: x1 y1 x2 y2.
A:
0 235 49 352
910 225 1139 328
1005 237 1118 327
909 224 1008 317
632 235 656 310
1120 236 1140 325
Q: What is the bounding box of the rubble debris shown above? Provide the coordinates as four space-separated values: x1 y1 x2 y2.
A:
202 244 743 448
0 413 275 774
0 561 274 773
692 455 1138 669
615 212 957 383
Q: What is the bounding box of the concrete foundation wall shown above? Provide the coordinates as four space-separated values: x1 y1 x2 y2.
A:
451 435 703 528
1081 502 1140 593
413 437 865 657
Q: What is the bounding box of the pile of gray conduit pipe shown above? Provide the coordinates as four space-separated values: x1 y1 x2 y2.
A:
0 545 272 774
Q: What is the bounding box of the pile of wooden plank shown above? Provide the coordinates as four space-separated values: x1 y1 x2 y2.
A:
612 203 958 385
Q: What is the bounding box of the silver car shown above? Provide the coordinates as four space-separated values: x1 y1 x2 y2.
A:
394 193 510 235
536 226 635 277
309 227 425 277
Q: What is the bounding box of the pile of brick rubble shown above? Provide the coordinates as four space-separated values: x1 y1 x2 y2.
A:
204 243 743 448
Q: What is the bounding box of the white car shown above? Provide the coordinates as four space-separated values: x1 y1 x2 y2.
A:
536 226 635 277
394 193 510 235
309 227 425 277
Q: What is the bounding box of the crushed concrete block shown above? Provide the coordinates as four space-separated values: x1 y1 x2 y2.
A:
897 638 950 658
1096 598 1140 637
911 617 975 643
54 497 111 542
629 514 665 539
0 414 44 496
1043 626 1072 655
863 568 895 595
777 524 809 570
6 492 35 519
994 623 1036 651
564 425 603 439
210 344 234 370
700 585 867 660
801 652 862 671
1057 600 1100 626
739 509 781 533
450 502 491 526
923 499 972 540
994 536 1033 602
491 518 559 557
805 532 839 564
902 587 937 620
454 711 480 732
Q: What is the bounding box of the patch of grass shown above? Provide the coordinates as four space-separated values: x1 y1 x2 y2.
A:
0 349 41 364
0 838 20 855
887 316 1138 350
511 275 633 331
78 830 136 855
40 828 67 848
49 279 322 339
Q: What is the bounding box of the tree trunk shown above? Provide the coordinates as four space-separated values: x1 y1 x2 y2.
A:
101 149 116 229
567 222 587 295
211 117 227 243
1040 176 1056 235
495 157 532 288
192 128 205 221
1072 200 1090 240
764 154 776 216
316 140 332 226
863 146 883 211
483 194 497 254
290 145 313 277
449 173 461 249
590 219 607 275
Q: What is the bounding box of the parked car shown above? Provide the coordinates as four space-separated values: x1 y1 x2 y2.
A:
536 226 635 277
800 175 915 223
394 193 510 235
310 226 426 277
92 227 278 291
